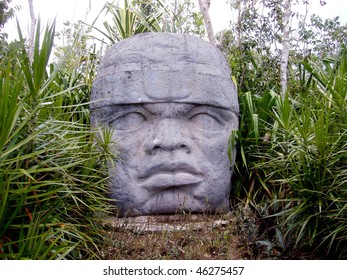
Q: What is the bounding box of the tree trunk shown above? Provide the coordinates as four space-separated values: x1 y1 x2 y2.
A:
172 0 178 33
198 0 217 46
280 0 292 98
28 0 36 64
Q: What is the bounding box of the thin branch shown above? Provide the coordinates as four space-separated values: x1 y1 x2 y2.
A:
198 0 217 46
28 0 36 64
280 0 292 98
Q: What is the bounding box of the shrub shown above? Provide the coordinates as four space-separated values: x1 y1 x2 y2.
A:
0 20 116 259
231 46 347 259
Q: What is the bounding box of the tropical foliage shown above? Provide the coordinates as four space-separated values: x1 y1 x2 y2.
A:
90 0 204 43
227 0 347 258
232 47 347 258
0 20 116 259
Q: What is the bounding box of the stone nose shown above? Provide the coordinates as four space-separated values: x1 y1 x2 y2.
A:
144 118 192 155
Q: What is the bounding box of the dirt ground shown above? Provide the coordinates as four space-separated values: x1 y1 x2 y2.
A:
101 213 248 260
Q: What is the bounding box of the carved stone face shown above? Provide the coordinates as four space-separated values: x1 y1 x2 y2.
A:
91 33 239 216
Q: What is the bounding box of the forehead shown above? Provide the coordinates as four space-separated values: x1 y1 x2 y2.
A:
91 66 237 111
90 33 239 113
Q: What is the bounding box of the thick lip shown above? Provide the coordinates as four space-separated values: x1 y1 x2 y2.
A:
138 162 203 191
139 162 201 178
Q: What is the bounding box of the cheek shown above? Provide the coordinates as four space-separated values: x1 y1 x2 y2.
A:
111 130 145 170
112 130 142 152
190 128 231 168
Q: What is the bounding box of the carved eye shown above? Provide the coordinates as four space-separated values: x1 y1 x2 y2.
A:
190 113 224 131
109 112 146 131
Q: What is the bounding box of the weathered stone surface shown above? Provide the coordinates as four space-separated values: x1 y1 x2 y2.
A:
90 33 239 112
91 33 239 216
105 213 233 233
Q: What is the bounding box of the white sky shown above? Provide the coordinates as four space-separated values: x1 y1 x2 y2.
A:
3 0 347 41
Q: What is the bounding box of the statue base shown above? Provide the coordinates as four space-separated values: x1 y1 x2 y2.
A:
105 212 234 233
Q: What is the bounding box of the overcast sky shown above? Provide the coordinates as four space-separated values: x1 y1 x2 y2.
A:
3 0 347 41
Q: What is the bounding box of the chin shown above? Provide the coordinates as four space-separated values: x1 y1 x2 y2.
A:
117 194 230 217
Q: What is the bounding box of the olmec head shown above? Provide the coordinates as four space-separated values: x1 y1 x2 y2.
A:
91 33 239 216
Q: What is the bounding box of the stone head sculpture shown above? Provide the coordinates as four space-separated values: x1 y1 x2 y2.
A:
90 33 239 216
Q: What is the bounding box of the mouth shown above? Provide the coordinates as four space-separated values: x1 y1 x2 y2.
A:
138 162 203 191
